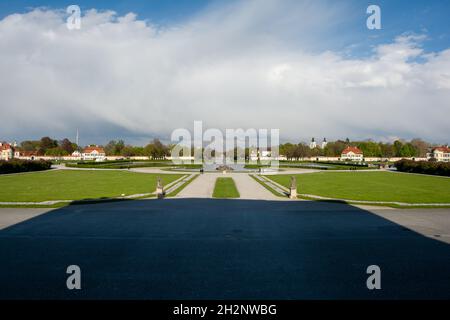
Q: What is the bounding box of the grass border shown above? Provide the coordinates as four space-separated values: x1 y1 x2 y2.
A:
212 177 240 199
249 174 286 197
166 174 199 197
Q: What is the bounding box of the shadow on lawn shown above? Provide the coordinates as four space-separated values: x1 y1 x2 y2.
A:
0 199 449 299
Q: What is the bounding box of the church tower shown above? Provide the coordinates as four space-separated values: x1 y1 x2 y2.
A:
309 137 317 149
321 138 327 149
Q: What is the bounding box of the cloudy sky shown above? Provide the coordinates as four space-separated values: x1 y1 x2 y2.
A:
0 0 449 145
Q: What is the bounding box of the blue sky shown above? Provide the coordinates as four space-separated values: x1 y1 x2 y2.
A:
1 0 449 144
1 0 449 55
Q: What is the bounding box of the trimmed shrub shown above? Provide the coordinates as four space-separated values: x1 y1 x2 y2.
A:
395 159 450 177
0 159 52 174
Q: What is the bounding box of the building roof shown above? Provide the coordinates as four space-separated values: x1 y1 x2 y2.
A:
0 143 13 151
17 150 39 156
432 146 450 153
83 146 105 154
342 146 363 155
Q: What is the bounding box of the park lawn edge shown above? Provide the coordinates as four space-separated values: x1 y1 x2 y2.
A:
295 195 450 209
266 171 450 205
253 173 450 209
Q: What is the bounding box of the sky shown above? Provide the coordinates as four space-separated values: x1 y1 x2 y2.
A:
0 0 449 146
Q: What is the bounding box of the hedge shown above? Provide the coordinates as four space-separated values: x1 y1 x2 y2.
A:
395 159 450 177
0 159 52 174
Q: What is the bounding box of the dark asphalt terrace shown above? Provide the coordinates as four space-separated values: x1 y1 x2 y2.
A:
0 199 449 299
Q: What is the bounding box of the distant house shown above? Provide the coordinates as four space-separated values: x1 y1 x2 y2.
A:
71 150 81 158
14 150 39 160
0 142 14 161
249 149 272 161
427 146 450 162
341 146 364 162
81 146 105 161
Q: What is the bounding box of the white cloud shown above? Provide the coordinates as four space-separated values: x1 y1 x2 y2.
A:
0 1 449 144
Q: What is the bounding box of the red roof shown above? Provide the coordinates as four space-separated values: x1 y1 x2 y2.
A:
342 146 363 155
83 146 105 154
432 146 450 153
18 151 39 156
0 143 13 151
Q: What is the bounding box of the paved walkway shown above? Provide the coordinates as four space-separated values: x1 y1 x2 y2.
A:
176 173 281 200
176 173 218 198
232 174 280 200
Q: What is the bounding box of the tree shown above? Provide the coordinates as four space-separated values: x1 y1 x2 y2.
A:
45 147 68 156
379 143 394 158
393 140 403 157
399 143 417 157
323 140 346 157
20 140 40 152
39 136 57 153
144 139 169 159
60 138 75 154
356 141 381 157
120 145 135 157
104 140 125 156
410 138 429 157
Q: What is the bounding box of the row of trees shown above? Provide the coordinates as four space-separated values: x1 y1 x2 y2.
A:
103 139 169 159
14 136 437 159
17 137 170 158
20 137 78 156
280 138 431 160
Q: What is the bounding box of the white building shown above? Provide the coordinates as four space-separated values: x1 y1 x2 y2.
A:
0 142 14 161
427 146 450 162
341 146 364 162
81 146 105 161
321 138 328 149
309 138 317 149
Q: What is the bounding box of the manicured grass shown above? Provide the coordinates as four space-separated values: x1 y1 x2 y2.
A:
212 177 240 198
0 170 182 202
267 171 450 204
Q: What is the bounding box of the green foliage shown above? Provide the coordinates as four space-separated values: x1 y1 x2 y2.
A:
144 139 170 159
395 159 450 176
0 159 52 174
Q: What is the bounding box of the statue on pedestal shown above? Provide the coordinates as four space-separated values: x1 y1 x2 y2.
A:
156 177 165 199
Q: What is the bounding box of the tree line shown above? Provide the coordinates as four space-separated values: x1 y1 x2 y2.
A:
14 136 436 159
280 138 431 160
17 137 170 159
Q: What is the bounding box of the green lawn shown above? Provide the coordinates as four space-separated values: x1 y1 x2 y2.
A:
267 171 450 204
0 170 183 202
212 177 240 198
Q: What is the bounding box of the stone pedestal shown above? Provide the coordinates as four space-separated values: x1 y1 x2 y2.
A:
289 187 297 199
289 176 297 199
156 177 165 199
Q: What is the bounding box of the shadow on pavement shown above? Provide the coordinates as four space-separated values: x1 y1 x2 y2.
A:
0 199 449 299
